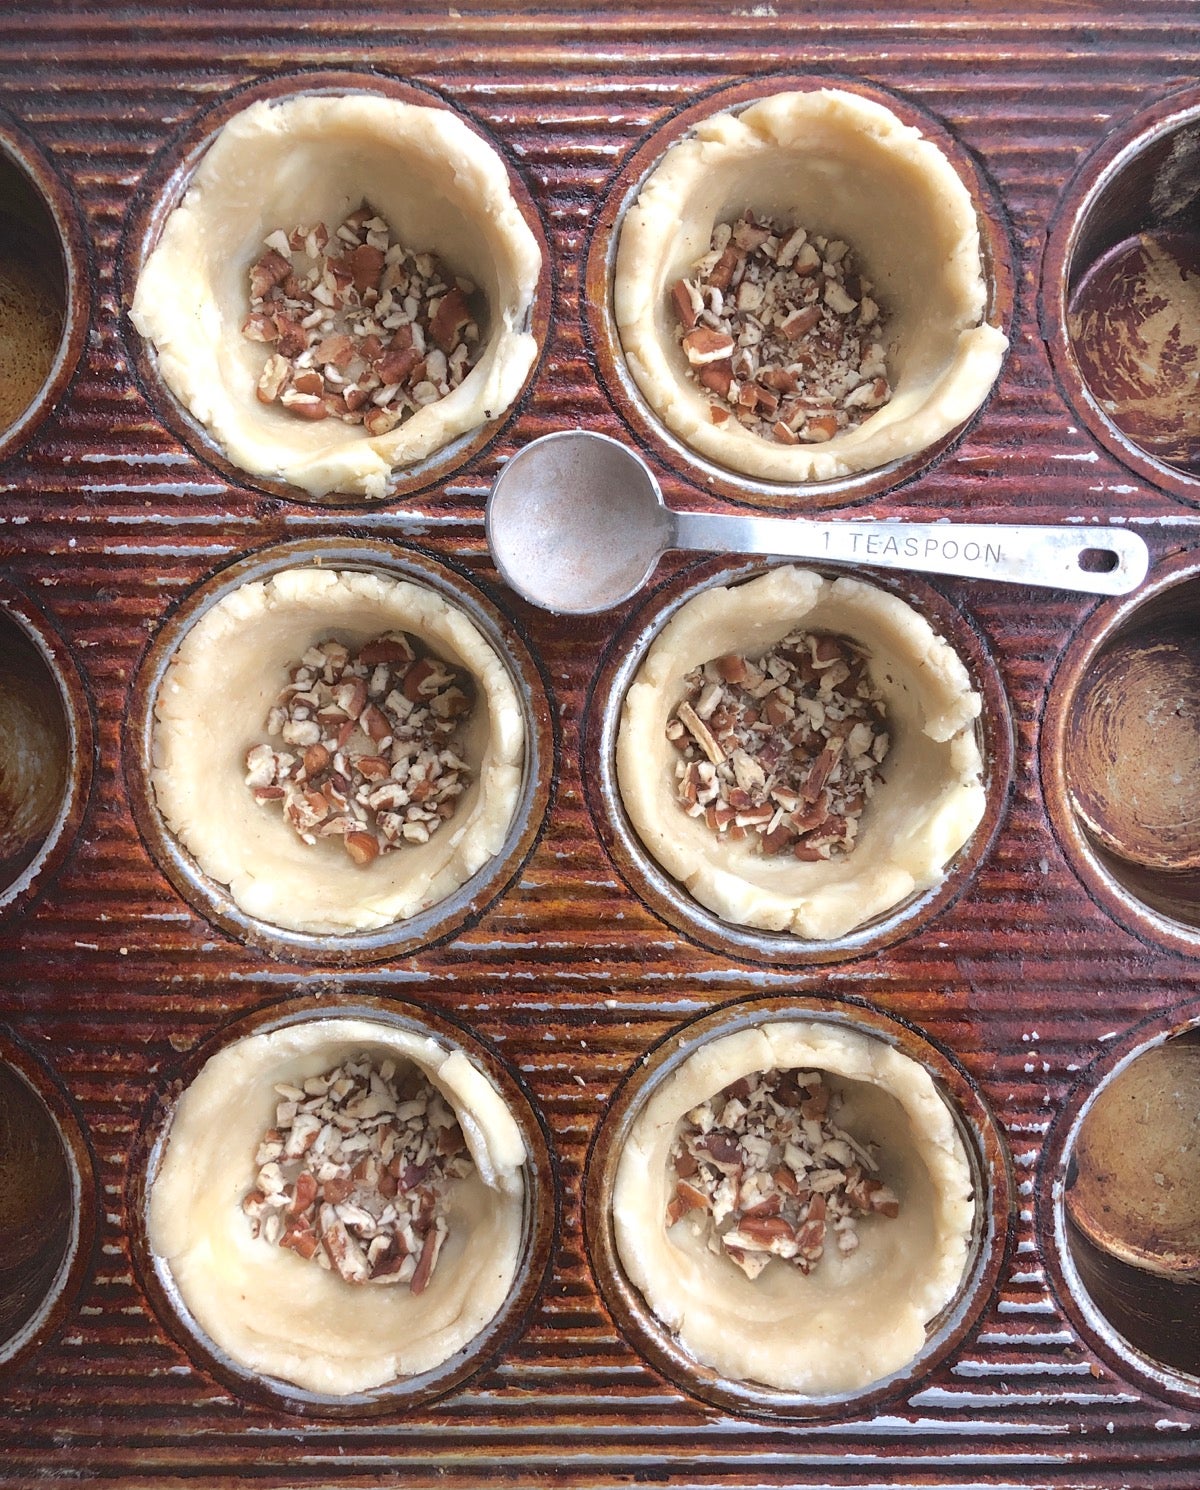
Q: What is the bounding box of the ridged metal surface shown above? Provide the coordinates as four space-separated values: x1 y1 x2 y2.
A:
1 3 1199 1485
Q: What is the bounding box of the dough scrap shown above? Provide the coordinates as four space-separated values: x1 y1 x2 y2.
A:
616 566 986 940
131 93 541 498
150 1016 527 1395
151 566 525 935
614 88 1007 481
613 1018 975 1395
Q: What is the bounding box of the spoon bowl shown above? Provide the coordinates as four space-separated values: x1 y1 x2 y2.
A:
486 431 1150 614
487 432 671 614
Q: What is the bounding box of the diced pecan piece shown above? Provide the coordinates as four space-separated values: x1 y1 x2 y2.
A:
249 248 293 300
428 285 472 354
682 327 736 365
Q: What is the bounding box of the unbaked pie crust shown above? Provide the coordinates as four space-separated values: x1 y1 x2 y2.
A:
150 1016 527 1395
151 566 524 936
613 87 1007 482
612 1018 975 1395
131 93 541 499
616 565 986 940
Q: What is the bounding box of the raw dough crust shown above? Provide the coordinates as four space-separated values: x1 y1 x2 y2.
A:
152 566 525 935
614 88 1007 482
613 1019 975 1395
150 1016 527 1395
616 566 985 940
131 93 541 499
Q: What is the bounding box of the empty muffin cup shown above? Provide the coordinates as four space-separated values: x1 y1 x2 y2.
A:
1053 1024 1200 1390
132 997 554 1412
0 1032 94 1373
1043 548 1200 952
593 559 1010 962
0 587 91 918
0 114 88 455
585 996 1009 1415
1044 84 1200 492
602 82 1008 498
128 74 545 501
127 539 551 962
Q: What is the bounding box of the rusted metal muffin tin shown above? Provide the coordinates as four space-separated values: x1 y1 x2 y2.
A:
2 6 1200 1486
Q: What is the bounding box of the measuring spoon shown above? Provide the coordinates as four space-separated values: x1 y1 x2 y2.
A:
485 430 1150 615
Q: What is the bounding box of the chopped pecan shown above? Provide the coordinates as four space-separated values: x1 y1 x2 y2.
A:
666 1067 899 1279
243 632 473 867
669 211 892 444
241 1054 472 1291
668 630 888 862
682 327 737 365
243 203 481 433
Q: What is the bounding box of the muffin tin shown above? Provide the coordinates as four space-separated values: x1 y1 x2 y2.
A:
2 6 1200 1486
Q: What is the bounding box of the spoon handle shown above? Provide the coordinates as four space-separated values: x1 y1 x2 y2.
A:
672 512 1149 596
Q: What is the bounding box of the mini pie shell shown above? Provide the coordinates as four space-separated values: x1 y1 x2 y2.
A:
616 565 986 940
131 93 541 499
614 87 1007 482
149 1016 527 1395
612 1018 975 1395
151 566 525 936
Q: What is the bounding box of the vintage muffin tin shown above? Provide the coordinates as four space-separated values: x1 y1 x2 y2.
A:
2 5 1200 1486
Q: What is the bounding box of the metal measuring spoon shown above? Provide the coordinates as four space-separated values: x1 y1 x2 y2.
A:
485 430 1150 615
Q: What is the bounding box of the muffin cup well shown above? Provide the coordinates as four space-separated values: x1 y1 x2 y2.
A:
584 994 1011 1419
128 994 556 1417
0 580 93 921
586 75 1011 512
1042 547 1200 955
0 1029 95 1375
0 108 89 459
1044 1007 1200 1406
1043 82 1200 500
121 69 549 506
584 556 1012 965
124 538 553 964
